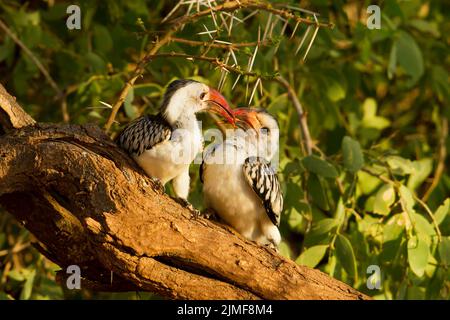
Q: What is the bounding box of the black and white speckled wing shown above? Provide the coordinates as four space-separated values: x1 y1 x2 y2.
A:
115 114 172 156
242 156 283 226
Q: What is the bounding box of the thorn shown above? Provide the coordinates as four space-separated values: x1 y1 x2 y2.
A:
295 25 311 56
161 1 182 23
262 13 272 41
290 21 300 39
303 26 319 62
247 46 258 72
248 77 260 106
229 48 238 64
232 74 241 91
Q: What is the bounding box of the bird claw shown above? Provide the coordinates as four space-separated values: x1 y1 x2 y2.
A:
264 242 279 253
152 177 165 193
175 197 201 219
200 208 221 221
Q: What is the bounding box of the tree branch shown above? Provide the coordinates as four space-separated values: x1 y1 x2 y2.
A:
0 84 369 300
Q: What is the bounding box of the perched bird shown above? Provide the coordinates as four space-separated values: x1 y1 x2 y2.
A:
116 79 235 201
200 108 283 248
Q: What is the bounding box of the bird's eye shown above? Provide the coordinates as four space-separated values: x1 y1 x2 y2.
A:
261 126 270 133
199 92 207 100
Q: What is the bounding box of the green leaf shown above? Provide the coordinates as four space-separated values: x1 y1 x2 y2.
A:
383 214 405 242
335 234 357 278
412 213 435 238
85 52 107 73
395 31 424 86
342 136 364 173
93 25 113 53
388 41 397 79
408 19 440 38
438 237 450 267
287 201 310 233
361 98 390 130
302 155 338 178
134 83 163 97
8 269 26 282
434 199 449 225
311 218 337 235
407 158 433 191
124 88 137 119
386 156 414 175
373 184 396 216
278 241 292 260
399 185 416 217
407 235 429 277
296 245 329 268
326 79 346 102
20 269 36 300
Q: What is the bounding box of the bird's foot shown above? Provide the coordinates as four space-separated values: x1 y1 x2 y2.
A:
151 177 165 194
200 208 221 221
174 197 201 219
264 242 279 253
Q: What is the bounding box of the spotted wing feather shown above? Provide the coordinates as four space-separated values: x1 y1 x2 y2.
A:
115 114 172 156
242 156 283 226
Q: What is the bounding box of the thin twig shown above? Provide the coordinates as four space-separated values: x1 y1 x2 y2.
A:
274 75 313 155
413 194 442 242
140 52 268 78
422 118 448 201
169 37 274 49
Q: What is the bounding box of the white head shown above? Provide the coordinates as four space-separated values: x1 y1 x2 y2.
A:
160 79 234 126
234 108 280 161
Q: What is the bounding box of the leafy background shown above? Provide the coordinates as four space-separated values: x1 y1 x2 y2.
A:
0 0 449 300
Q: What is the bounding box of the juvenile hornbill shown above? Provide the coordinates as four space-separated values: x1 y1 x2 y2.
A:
116 79 235 201
200 108 283 248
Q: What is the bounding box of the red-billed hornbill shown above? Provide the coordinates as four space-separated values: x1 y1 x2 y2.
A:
200 108 283 248
116 79 235 202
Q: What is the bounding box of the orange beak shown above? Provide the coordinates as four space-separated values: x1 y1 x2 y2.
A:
206 88 235 125
233 108 261 131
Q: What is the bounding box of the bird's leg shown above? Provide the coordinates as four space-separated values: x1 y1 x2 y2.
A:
172 170 190 199
172 170 201 218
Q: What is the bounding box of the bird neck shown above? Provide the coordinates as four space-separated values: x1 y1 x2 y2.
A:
230 129 279 161
250 130 279 161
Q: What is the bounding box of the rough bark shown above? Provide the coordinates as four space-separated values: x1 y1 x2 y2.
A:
0 84 370 300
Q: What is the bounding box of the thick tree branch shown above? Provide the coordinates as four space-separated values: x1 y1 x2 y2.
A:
0 84 369 300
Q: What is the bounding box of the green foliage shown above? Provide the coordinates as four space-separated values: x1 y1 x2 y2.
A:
0 0 449 300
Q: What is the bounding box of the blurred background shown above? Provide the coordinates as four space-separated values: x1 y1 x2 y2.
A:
0 0 448 300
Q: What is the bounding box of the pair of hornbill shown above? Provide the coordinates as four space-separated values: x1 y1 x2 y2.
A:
116 79 283 249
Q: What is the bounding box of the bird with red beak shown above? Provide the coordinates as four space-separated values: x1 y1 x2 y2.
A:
116 79 235 203
201 107 283 249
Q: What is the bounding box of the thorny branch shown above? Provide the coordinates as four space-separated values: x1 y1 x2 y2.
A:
104 0 333 137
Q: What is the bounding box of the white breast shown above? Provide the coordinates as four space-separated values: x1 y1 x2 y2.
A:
135 125 203 184
202 135 280 246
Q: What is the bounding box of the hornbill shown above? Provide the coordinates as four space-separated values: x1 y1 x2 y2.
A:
200 108 283 248
116 79 235 201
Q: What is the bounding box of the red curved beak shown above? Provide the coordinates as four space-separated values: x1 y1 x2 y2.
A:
233 108 261 131
206 88 235 125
